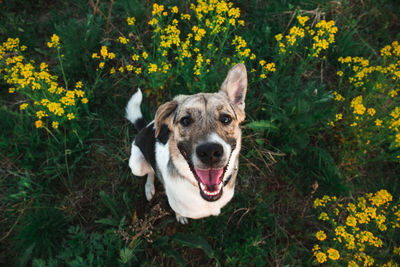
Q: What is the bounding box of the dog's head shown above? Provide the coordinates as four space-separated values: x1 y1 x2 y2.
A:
154 64 247 201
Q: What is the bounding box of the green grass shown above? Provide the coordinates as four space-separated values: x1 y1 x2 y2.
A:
1 0 400 265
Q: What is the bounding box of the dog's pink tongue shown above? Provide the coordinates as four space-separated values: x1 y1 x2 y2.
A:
195 168 224 185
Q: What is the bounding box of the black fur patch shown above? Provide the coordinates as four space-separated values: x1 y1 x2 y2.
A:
134 117 147 132
135 122 170 171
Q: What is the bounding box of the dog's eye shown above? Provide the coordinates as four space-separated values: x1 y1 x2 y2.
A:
220 114 232 125
180 116 192 127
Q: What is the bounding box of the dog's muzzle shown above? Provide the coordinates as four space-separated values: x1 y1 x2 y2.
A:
179 142 230 202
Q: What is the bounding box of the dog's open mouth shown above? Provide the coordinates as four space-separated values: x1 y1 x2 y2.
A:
194 168 225 201
178 144 228 201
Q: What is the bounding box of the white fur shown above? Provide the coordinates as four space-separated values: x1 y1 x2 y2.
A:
145 173 155 201
155 140 238 222
126 89 143 124
129 143 156 201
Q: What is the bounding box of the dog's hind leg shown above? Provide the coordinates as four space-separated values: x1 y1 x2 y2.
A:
129 143 155 201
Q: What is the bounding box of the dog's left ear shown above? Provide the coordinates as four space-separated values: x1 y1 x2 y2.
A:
220 63 247 122
154 100 178 137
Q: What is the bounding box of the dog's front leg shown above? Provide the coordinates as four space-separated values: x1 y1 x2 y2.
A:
145 173 155 201
175 213 188 224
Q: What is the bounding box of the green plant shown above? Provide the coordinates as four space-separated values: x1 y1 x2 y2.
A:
13 207 68 263
330 41 400 168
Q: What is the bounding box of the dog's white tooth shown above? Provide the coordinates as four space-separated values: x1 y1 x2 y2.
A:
200 183 206 190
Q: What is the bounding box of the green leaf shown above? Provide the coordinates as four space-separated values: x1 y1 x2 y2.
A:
94 218 119 226
99 191 120 219
247 120 279 132
172 233 214 259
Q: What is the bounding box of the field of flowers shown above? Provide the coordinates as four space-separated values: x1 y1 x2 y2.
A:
1 0 400 265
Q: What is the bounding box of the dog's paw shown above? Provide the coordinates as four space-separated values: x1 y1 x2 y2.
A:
176 213 189 224
145 178 155 201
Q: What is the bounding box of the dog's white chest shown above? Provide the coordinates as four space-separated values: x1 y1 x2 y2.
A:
155 142 234 219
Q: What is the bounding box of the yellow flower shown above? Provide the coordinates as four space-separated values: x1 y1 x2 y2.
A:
367 108 376 116
99 62 105 69
346 216 357 227
47 34 60 48
297 15 309 26
135 67 142 74
81 98 88 104
335 113 343 121
20 103 29 110
52 121 59 129
171 6 178 13
100 46 108 59
40 62 48 70
152 3 164 16
315 230 327 241
142 51 148 59
119 36 129 44
337 70 344 76
110 67 115 74
67 113 75 120
315 251 327 263
132 54 139 61
75 81 83 88
75 90 84 97
35 120 43 128
375 119 383 126
108 52 115 59
275 34 283 41
92 53 100 59
148 63 158 73
127 17 136 25
148 17 158 26
318 212 329 221
348 260 359 267
36 110 47 119
327 247 340 260
181 13 191 20
389 90 398 98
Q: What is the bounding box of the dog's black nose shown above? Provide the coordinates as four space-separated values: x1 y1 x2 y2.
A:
196 143 223 165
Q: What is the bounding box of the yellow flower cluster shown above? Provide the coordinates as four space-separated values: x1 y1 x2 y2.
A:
313 190 400 265
312 20 338 57
96 0 274 99
335 41 400 162
275 15 338 58
47 34 60 48
126 17 135 26
0 37 88 129
92 45 116 70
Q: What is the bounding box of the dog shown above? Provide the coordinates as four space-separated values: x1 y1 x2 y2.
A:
126 63 247 224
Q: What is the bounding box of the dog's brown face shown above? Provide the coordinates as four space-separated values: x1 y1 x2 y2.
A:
154 64 247 201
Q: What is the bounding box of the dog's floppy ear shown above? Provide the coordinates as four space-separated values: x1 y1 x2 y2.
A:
154 100 177 137
220 63 247 122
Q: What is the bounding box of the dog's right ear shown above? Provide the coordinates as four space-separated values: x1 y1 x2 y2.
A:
154 100 178 137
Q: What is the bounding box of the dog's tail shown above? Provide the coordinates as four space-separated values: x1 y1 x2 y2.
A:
126 89 147 131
